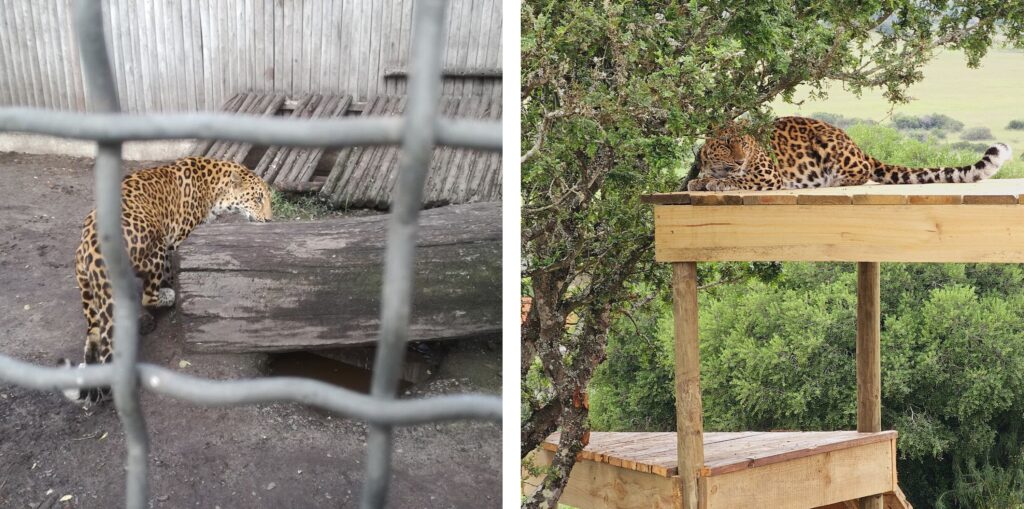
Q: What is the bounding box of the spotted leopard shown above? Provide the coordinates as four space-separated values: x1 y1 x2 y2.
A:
688 116 1011 191
62 156 272 403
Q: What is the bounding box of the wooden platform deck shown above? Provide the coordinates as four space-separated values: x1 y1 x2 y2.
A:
525 431 902 509
644 179 1024 263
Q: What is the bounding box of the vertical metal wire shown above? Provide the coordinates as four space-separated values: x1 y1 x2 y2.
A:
360 0 448 506
73 1 150 507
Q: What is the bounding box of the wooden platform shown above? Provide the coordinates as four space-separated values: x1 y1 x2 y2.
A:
525 431 901 509
644 179 1024 263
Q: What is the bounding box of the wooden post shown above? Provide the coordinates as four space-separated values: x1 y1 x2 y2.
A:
671 262 704 509
857 262 883 509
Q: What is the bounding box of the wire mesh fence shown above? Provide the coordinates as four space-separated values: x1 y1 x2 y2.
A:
0 1 502 508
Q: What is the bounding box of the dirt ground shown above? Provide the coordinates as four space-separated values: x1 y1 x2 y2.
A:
0 152 501 508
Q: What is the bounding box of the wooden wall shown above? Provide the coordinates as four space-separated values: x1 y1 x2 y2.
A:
0 0 502 113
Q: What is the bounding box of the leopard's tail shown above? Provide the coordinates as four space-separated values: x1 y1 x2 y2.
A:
869 143 1011 185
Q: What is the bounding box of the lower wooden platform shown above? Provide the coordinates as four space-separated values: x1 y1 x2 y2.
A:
523 431 907 509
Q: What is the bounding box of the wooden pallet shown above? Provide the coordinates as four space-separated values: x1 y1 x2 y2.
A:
189 91 286 161
320 94 502 209
252 93 353 187
524 431 904 509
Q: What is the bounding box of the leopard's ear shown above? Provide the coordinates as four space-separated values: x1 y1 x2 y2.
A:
228 168 244 186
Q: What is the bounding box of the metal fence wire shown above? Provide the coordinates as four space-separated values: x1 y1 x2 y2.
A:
0 0 502 507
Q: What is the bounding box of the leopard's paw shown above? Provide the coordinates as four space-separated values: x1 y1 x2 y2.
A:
157 288 176 307
686 178 708 191
57 358 87 402
705 180 739 192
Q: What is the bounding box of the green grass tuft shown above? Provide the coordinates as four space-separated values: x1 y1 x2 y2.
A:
270 190 336 221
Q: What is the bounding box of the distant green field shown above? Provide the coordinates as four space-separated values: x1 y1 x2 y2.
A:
773 45 1024 149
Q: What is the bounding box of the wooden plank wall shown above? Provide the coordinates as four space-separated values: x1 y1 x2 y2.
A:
0 0 502 113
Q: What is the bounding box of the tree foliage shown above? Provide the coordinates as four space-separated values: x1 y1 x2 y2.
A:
521 2 1024 507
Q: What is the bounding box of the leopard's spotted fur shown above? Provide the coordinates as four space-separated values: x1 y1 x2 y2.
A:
687 116 1011 191
63 157 272 403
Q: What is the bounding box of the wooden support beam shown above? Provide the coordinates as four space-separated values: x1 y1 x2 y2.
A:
671 262 704 509
857 261 883 509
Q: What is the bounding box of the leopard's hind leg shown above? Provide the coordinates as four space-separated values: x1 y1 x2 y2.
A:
63 240 113 403
139 244 175 309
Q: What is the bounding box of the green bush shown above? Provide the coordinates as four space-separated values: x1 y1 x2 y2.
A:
948 141 990 152
961 126 994 141
809 112 876 130
892 113 964 132
1006 120 1024 130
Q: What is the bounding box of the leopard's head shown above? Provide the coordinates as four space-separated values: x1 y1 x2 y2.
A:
212 166 273 223
699 133 752 178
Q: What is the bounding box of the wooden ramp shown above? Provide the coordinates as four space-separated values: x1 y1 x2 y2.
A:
524 431 909 509
319 94 502 209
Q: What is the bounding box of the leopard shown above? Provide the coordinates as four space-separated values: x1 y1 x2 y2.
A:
61 156 273 403
686 116 1012 191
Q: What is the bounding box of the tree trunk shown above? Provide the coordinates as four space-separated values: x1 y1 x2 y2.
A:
176 202 500 352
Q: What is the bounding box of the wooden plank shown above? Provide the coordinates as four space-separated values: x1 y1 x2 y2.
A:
672 262 703 509
702 431 897 476
290 95 353 183
227 93 286 163
523 449 677 509
254 93 315 178
275 94 325 182
467 96 502 201
278 94 337 182
322 95 384 205
445 96 486 202
798 194 853 205
654 204 1024 263
742 194 799 205
357 96 402 205
209 92 259 159
963 194 1018 204
691 194 744 206
852 195 908 205
642 193 692 205
908 195 961 205
180 203 500 352
704 439 895 509
190 92 244 155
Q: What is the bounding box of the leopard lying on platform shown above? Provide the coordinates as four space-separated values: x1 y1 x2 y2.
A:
687 116 1012 191
61 157 272 403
